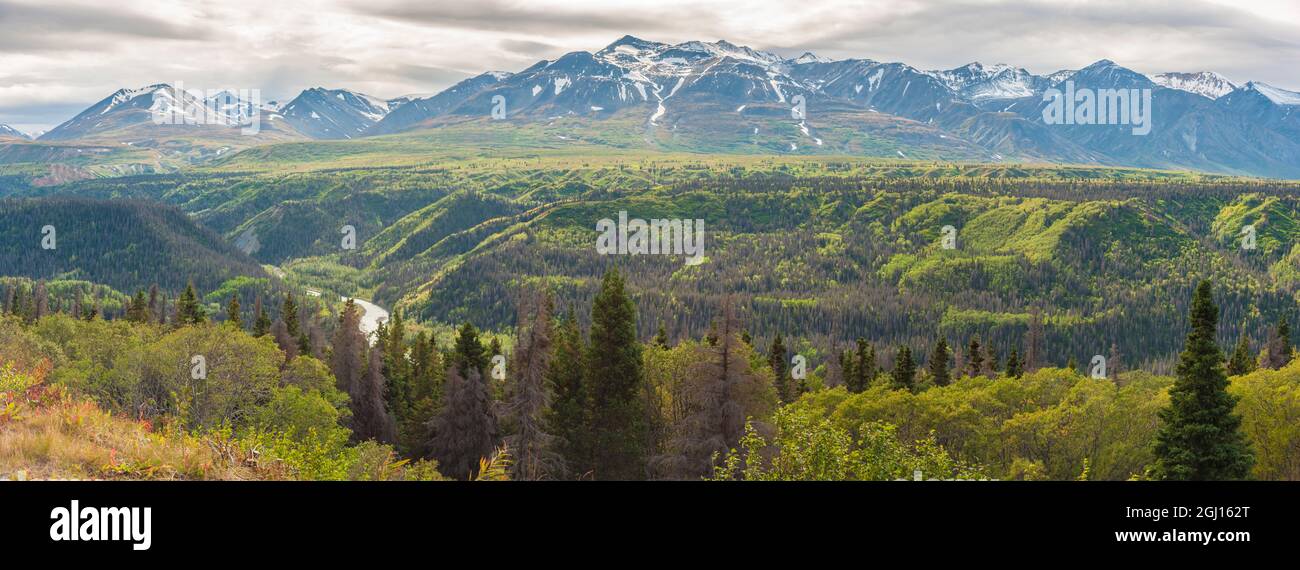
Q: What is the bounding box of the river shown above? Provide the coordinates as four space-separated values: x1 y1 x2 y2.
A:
347 297 390 344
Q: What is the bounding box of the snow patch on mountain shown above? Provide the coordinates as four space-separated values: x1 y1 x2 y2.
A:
0 123 29 139
1246 82 1300 106
1151 72 1237 99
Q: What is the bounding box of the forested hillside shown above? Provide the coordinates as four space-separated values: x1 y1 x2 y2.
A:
5 158 1299 372
0 198 266 292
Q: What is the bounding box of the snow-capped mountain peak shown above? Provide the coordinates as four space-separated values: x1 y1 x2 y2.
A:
278 87 399 139
0 123 30 139
929 62 1044 102
1244 81 1300 106
790 52 832 65
1151 71 1238 99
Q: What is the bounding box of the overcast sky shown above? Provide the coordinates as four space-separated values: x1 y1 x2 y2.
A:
1 0 1297 133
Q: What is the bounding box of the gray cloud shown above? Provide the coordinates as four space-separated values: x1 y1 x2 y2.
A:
767 0 1300 81
354 1 699 35
0 1 211 52
499 39 559 57
1 0 1297 131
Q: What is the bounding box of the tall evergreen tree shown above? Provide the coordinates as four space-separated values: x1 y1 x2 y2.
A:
654 324 670 349
226 294 242 329
428 365 497 480
966 337 984 378
177 281 205 325
585 267 648 480
892 346 916 392
252 296 271 337
823 346 844 389
330 299 366 399
768 334 791 403
1227 336 1256 376
283 292 300 339
382 312 412 422
849 338 874 392
1265 316 1293 369
452 322 489 378
1151 281 1253 481
126 290 151 323
546 307 589 478
400 332 443 458
354 344 397 444
503 290 560 480
1006 349 1024 378
929 336 951 387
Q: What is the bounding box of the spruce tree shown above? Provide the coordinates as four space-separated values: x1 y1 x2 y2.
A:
546 307 589 478
452 322 489 378
283 292 300 339
354 344 397 444
330 299 366 398
966 337 984 378
252 296 271 337
428 365 497 480
400 331 443 457
177 281 205 325
654 324 670 349
1266 317 1293 369
768 334 791 403
823 346 844 389
503 291 560 480
1151 281 1253 480
1227 336 1256 376
585 267 648 480
851 338 873 392
383 312 411 422
127 290 150 323
892 346 916 392
1006 349 1024 378
864 343 877 386
226 294 242 329
929 336 951 387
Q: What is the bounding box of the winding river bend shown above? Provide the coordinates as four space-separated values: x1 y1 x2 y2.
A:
347 297 389 343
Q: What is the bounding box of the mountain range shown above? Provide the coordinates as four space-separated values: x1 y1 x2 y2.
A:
6 36 1300 178
0 123 29 140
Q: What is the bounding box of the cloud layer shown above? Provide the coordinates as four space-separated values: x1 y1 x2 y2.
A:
1 0 1296 133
